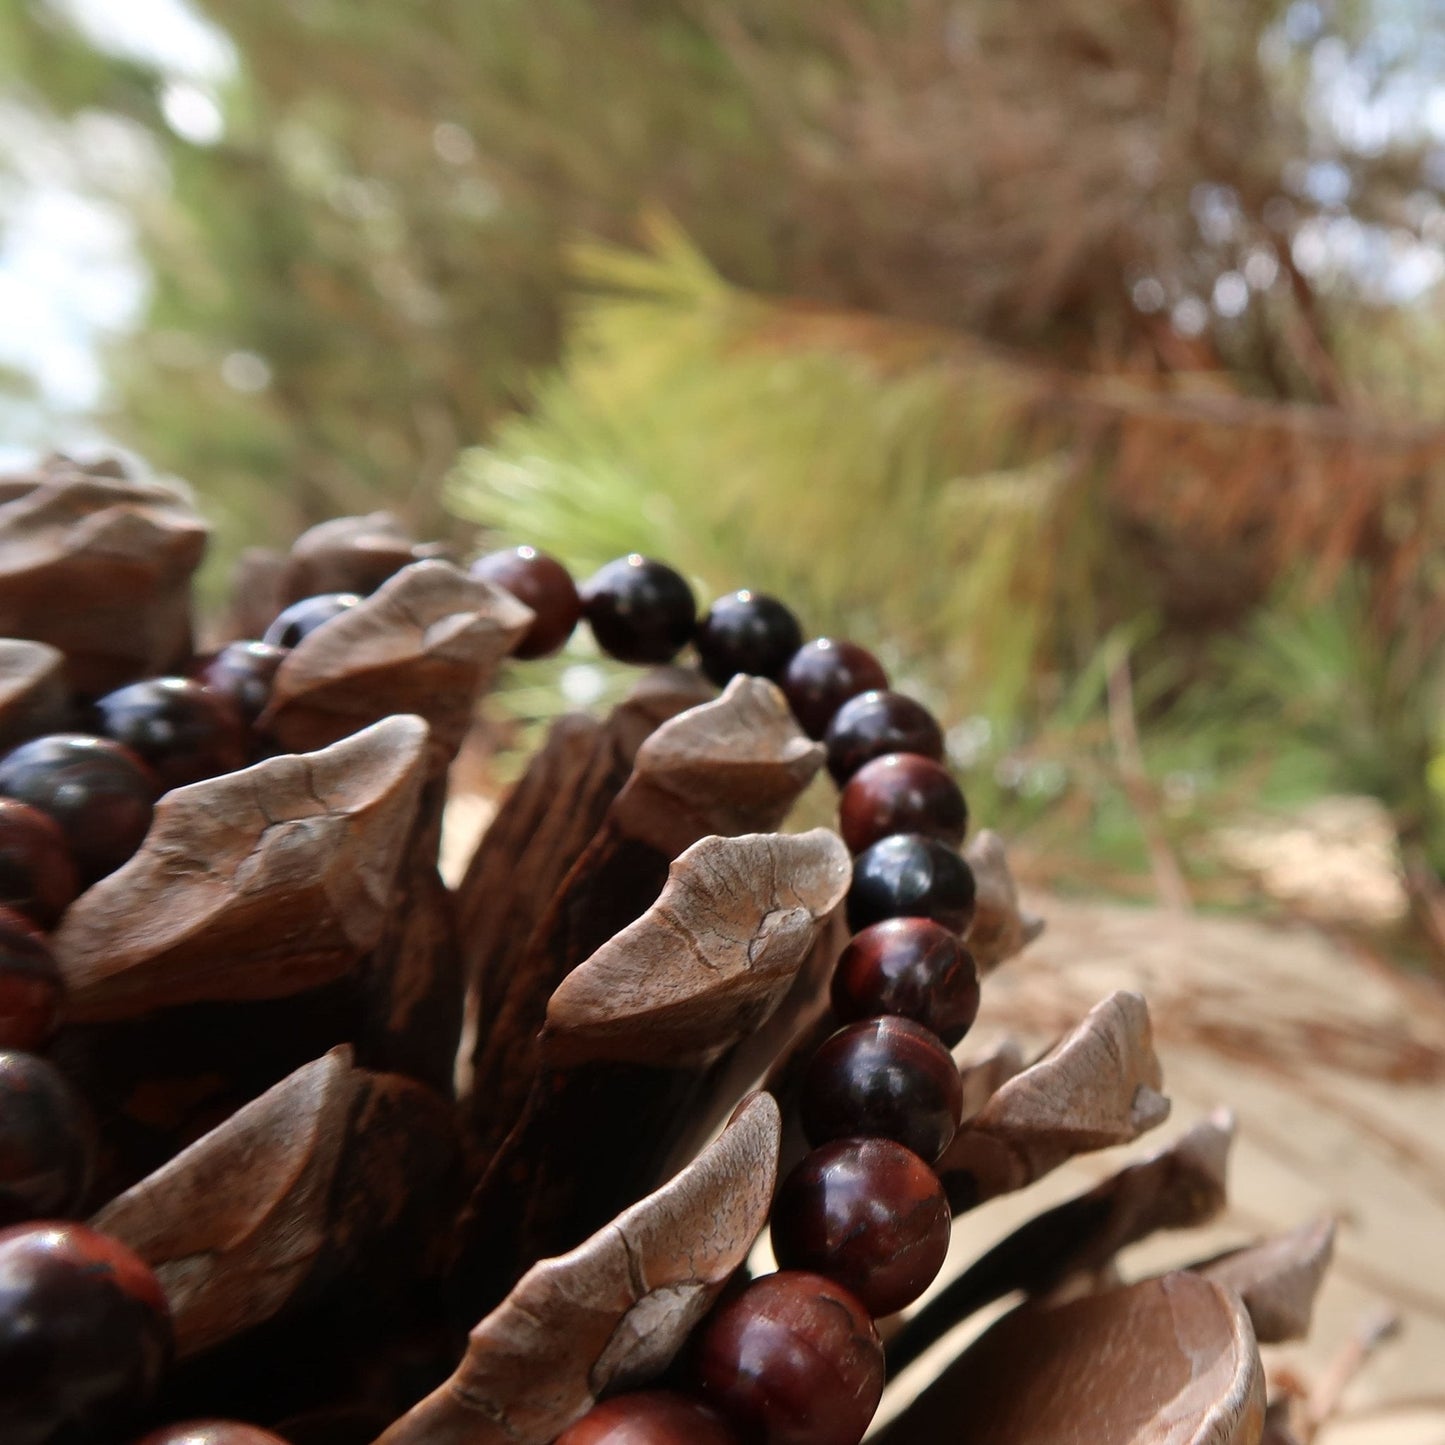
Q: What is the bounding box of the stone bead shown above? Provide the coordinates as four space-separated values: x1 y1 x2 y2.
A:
823 691 944 784
261 592 362 650
846 834 976 935
769 1139 950 1318
0 800 79 929
580 556 697 665
801 1016 963 1163
556 1391 740 1444
831 918 980 1046
93 678 249 791
694 591 804 686
837 752 967 854
199 641 288 727
0 734 158 885
0 915 64 1051
781 640 889 740
0 1051 93 1225
133 1423 291 1445
0 1221 171 1444
692 1271 883 1445
470 546 582 659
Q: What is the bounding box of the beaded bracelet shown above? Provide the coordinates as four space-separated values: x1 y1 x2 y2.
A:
0 542 978 1445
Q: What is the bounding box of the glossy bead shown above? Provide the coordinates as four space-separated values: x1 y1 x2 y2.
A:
261 592 362 650
838 752 967 854
0 735 158 885
781 639 889 740
0 800 79 928
470 545 582 659
93 678 248 791
801 1017 963 1163
692 1271 883 1445
0 1052 93 1225
831 918 980 1046
199 641 288 727
846 834 976 935
770 1139 950 1317
580 555 697 665
824 691 944 784
694 591 804 686
133 1423 290 1445
0 1222 171 1444
556 1391 740 1445
0 916 64 1051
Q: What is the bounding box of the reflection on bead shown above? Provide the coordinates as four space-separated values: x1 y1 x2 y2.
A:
782 640 890 740
831 917 980 1046
824 691 944 784
581 556 697 665
262 592 362 650
846 834 976 935
838 752 967 854
93 678 248 790
770 1139 950 1318
695 591 804 686
0 916 63 1051
692 1271 883 1445
0 1221 172 1444
556 1390 740 1444
801 1017 963 1162
133 1422 291 1445
200 641 288 727
0 801 78 929
0 734 158 885
471 546 582 659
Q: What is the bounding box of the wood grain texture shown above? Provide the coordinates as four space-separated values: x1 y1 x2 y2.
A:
262 559 531 775
280 511 450 604
0 457 206 694
374 1093 780 1445
52 714 429 1020
965 829 1045 973
876 1273 1265 1445
938 990 1170 1210
1194 1217 1336 1344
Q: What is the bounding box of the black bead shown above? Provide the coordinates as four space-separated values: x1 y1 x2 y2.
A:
92 678 249 791
782 639 890 740
199 641 288 727
824 691 944 784
694 591 804 686
846 833 976 934
580 555 697 665
261 592 362 650
0 1051 94 1225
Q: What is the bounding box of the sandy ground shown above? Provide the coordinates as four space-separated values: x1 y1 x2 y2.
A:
930 895 1445 1444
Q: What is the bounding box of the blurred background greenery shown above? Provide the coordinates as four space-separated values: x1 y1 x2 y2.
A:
1 0 1443 959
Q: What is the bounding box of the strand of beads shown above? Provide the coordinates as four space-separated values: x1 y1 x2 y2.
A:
459 550 980 1445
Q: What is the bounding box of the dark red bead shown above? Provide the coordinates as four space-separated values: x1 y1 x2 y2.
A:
831 918 980 1046
0 801 79 928
0 1222 171 1444
0 1052 93 1225
471 546 582 660
838 753 967 854
695 591 804 686
692 1271 883 1445
0 735 158 885
93 678 248 791
133 1423 290 1445
0 917 63 1051
199 641 288 727
801 1017 963 1163
781 640 889 740
846 834 976 935
581 555 697 665
770 1139 950 1317
824 691 944 784
557 1391 740 1444
261 592 362 650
